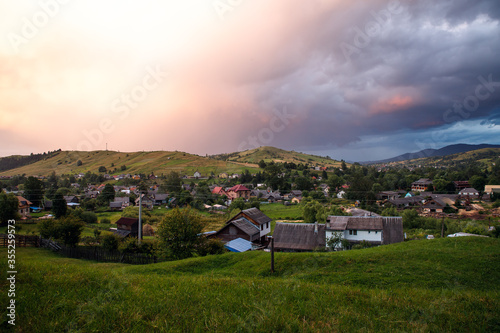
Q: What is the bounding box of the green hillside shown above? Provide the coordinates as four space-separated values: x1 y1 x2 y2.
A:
213 146 345 168
379 147 500 169
0 150 260 177
1 237 498 331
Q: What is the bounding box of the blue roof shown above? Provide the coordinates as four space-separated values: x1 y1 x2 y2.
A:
224 238 253 253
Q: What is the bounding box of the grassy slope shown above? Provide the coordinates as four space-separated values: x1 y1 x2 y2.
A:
215 146 345 168
379 147 500 168
0 150 259 177
1 237 498 332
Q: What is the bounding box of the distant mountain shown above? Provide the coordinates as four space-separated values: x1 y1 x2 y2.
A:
363 144 500 164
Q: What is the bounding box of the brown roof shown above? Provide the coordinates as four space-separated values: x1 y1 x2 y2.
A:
16 196 32 207
273 222 326 251
116 217 139 226
229 184 250 192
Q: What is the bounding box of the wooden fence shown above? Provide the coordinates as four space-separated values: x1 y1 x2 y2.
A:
0 234 41 247
53 245 158 265
0 234 158 265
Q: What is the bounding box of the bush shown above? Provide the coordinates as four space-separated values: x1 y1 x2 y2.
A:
102 234 120 251
38 217 84 247
80 211 98 224
463 222 488 235
197 238 226 256
100 218 111 225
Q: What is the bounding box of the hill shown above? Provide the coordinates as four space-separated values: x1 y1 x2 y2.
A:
0 147 345 177
2 237 498 331
367 147 500 169
0 150 260 177
213 146 344 168
363 143 500 165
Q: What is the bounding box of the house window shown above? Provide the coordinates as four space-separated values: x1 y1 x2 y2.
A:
261 224 264 231
349 230 357 235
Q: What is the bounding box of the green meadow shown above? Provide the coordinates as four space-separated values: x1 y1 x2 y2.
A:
0 237 499 332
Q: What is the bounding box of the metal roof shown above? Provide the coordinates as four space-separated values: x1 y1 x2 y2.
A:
225 238 253 252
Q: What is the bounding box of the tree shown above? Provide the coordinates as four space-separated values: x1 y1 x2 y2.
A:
24 176 44 207
102 234 120 251
326 232 343 251
100 184 115 203
98 166 107 173
76 160 83 166
258 160 267 169
469 175 486 193
164 171 182 194
52 193 67 218
380 207 399 217
295 176 313 191
302 200 324 223
156 207 204 260
0 192 19 224
38 217 84 247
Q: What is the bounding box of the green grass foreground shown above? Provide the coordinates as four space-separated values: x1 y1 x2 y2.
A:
1 237 499 332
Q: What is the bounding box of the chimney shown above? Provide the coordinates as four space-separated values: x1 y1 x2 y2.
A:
314 221 318 235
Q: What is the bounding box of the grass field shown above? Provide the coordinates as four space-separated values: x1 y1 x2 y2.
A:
0 237 498 332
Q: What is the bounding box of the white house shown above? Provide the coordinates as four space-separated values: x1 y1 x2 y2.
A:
325 216 404 250
459 187 479 199
194 171 201 178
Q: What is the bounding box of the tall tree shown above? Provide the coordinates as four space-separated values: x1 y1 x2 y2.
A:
164 171 182 194
100 183 115 203
52 193 67 218
24 176 44 207
0 192 19 224
156 207 204 260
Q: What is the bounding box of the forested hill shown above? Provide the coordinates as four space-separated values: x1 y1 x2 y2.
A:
0 150 61 172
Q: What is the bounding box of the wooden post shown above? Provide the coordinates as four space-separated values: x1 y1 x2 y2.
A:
441 216 445 238
270 236 275 273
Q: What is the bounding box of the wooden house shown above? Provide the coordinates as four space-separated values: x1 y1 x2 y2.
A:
273 222 326 252
114 217 139 238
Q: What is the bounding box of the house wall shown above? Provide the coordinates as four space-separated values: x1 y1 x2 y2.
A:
345 230 382 242
259 222 271 238
325 230 382 249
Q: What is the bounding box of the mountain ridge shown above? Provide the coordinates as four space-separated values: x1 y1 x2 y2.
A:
362 143 500 164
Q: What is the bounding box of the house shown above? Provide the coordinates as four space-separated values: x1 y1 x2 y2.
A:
212 186 228 197
109 197 130 210
273 222 326 252
325 216 404 249
153 193 169 206
218 172 229 179
484 185 500 195
135 195 153 209
291 196 303 204
226 184 251 200
211 208 272 243
63 196 79 204
421 198 445 213
16 196 32 218
453 181 470 190
459 188 480 199
114 217 139 238
411 178 433 192
376 191 400 200
193 171 201 178
285 190 302 200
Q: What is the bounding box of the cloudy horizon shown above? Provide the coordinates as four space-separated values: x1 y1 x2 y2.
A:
1 0 500 162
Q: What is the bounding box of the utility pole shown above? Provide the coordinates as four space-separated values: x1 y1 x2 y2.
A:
138 193 142 244
441 216 445 238
268 236 274 273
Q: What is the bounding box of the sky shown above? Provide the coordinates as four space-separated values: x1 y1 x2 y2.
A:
1 0 500 162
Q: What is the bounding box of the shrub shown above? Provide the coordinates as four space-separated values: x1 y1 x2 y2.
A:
80 211 98 224
38 217 84 247
100 218 111 225
102 234 120 251
197 238 226 256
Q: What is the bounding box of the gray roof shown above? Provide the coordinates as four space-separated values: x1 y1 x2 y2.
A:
154 193 169 201
459 188 479 194
114 230 131 238
231 218 260 237
109 202 123 208
273 222 326 251
241 207 272 225
327 216 384 231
